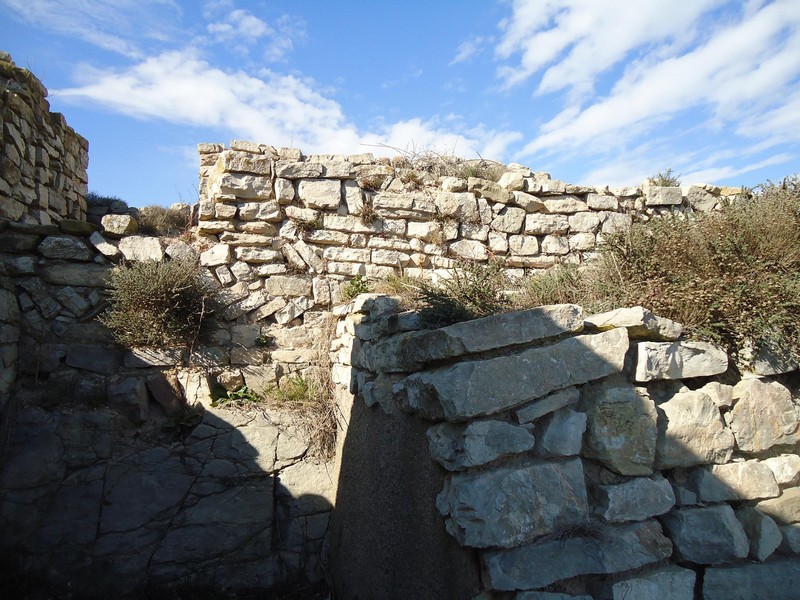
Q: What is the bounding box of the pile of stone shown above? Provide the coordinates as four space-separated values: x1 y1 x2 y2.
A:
335 297 800 599
0 53 88 224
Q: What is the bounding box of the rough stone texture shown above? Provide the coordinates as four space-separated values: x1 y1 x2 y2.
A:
396 328 628 421
427 420 535 471
763 454 800 487
118 236 164 262
436 458 588 548
482 520 672 590
754 487 800 524
516 386 580 423
735 506 782 561
654 390 735 469
594 475 676 523
685 461 780 502
585 306 682 341
609 566 696 600
661 505 749 564
703 559 800 600
729 378 800 453
533 407 586 457
364 304 583 373
582 384 658 475
635 340 728 381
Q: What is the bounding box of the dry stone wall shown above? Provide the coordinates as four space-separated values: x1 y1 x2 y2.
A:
333 297 800 599
0 53 88 225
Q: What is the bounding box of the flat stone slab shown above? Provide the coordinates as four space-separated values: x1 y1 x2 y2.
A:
729 378 800 453
594 475 676 523
396 328 628 421
364 304 584 373
703 558 800 600
436 458 588 548
661 505 749 564
585 306 683 341
685 461 780 502
754 487 800 525
634 340 728 381
482 520 672 590
609 566 696 600
427 420 535 471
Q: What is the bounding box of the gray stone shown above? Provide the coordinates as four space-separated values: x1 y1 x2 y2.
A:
40 263 109 287
543 195 588 213
65 344 122 374
38 235 94 261
88 231 121 258
736 506 782 561
366 304 583 373
107 376 149 422
450 239 488 260
698 380 734 408
661 505 749 564
298 178 342 210
264 275 313 297
525 213 569 234
427 420 535 471
101 213 138 237
585 306 682 341
645 185 682 206
534 407 586 456
396 328 628 421
634 340 728 381
277 460 336 515
516 386 580 423
124 347 186 368
482 520 672 590
582 384 657 476
703 558 800 600
754 488 800 524
686 461 780 502
517 594 592 600
468 177 512 204
276 161 324 179
655 390 735 469
729 378 800 453
55 286 91 316
118 236 164 262
763 455 800 487
610 566 695 600
165 240 197 261
436 458 588 548
491 206 526 234
594 475 676 522
686 185 718 211
146 371 184 414
779 524 800 553
275 296 313 325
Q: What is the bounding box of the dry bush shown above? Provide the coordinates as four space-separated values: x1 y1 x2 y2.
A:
137 205 191 236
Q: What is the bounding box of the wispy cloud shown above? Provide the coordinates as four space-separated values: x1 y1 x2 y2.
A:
450 36 488 65
205 8 306 61
0 0 181 58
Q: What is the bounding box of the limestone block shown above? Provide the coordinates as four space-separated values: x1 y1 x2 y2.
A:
214 202 237 219
199 244 231 267
58 219 98 236
219 232 278 247
543 195 588 213
568 211 601 232
212 173 273 199
293 239 325 272
238 200 281 221
585 306 682 341
297 178 342 210
196 220 235 234
508 234 539 255
661 505 749 564
459 222 489 241
541 234 569 255
40 263 109 287
482 520 672 590
367 304 584 373
435 190 479 221
118 236 164 262
583 384 658 475
450 239 488 260
655 390 734 469
569 232 596 251
736 506 782 561
497 171 525 190
55 286 91 316
274 177 295 204
323 215 380 234
372 192 436 219
686 461 780 502
396 328 627 421
698 380 734 408
594 475 675 523
222 290 269 320
38 235 94 261
436 458 588 548
216 149 271 175
490 206 526 234
234 247 282 263
407 221 441 242
487 231 508 253
510 191 545 213
533 407 586 457
101 213 138 237
524 213 569 234
427 420 535 471
645 185 682 206
764 455 800 487
600 212 632 234
277 460 336 515
343 179 364 215
586 193 619 210
686 185 718 211
609 566 695 600
275 296 313 325
755 488 800 524
65 344 122 374
729 378 800 453
327 262 366 277
275 161 324 179
440 177 467 192
703 558 800 600
468 177 512 204
215 265 234 285
516 386 580 423
107 375 149 422
371 249 411 267
634 340 728 381
305 229 350 245
323 247 370 264
264 275 313 297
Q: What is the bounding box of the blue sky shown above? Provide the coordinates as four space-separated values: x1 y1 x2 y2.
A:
2 0 799 207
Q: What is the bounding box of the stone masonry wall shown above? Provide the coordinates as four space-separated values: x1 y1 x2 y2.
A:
331 297 800 599
0 216 356 595
0 52 88 225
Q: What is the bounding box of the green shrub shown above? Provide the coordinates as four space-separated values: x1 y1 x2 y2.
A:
101 258 217 348
648 168 681 187
211 385 261 408
342 274 370 301
137 205 191 236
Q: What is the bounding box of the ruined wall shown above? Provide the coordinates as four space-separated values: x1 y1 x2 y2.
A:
0 53 88 224
329 298 800 599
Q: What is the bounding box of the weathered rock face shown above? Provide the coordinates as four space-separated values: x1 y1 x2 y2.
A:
729 378 800 453
703 558 800 600
754 487 800 524
582 384 658 475
735 506 782 561
396 328 628 421
482 520 673 590
609 566 696 600
634 340 728 381
654 390 735 469
593 475 676 523
682 461 780 503
661 505 749 564
436 458 588 548
427 420 535 471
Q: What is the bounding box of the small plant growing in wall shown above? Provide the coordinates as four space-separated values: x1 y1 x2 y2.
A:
358 174 387 192
342 274 370 301
101 258 217 348
293 215 323 234
648 168 681 187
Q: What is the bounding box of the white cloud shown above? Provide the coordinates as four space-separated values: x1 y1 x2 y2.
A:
55 49 520 161
205 7 306 61
450 36 487 65
208 9 271 43
0 0 181 58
